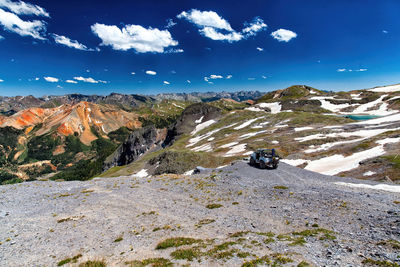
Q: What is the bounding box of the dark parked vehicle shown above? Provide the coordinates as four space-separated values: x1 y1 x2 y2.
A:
249 148 280 169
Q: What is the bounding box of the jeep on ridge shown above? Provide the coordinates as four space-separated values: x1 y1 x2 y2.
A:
249 148 280 169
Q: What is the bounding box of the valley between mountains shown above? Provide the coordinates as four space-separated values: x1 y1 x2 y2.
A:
0 84 400 266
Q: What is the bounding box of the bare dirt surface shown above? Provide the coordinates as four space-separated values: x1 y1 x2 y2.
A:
0 161 399 266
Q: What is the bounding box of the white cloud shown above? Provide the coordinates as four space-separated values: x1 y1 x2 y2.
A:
163 81 170 85
262 75 267 79
0 34 3 40
0 8 46 40
65 79 77 84
256 47 263 51
210 74 223 79
131 72 135 75
91 23 178 53
226 75 232 79
0 0 49 17
145 70 157 75
166 18 177 28
164 48 184 53
34 77 39 80
0 79 4 82
44 76 59 82
204 77 209 82
200 26 242 42
271 28 297 42
242 17 267 37
52 34 93 51
337 68 367 73
57 85 62 88
187 80 191 83
177 9 266 43
73 76 107 83
248 77 256 80
177 9 233 31
383 30 388 34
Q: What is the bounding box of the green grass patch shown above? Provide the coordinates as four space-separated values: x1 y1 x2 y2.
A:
273 185 288 190
57 254 82 266
361 258 399 267
155 237 202 250
78 260 106 267
125 257 173 267
206 203 223 209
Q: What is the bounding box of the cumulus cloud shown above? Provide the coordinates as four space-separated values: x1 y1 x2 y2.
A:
163 81 170 85
52 34 93 51
57 85 62 88
0 34 3 40
91 23 179 53
131 72 135 75
34 77 39 80
187 80 191 83
242 17 267 37
145 70 157 75
177 9 266 43
383 30 388 34
0 78 4 82
271 29 297 42
177 9 233 31
261 75 267 79
73 76 107 83
0 0 49 17
256 47 263 51
357 68 368 72
165 48 184 53
65 79 77 84
204 74 229 82
200 26 242 42
0 8 46 39
165 18 177 28
44 76 59 82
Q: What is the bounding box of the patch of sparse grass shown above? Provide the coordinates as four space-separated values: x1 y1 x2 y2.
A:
377 239 400 250
273 185 289 190
81 189 94 193
156 237 202 250
57 217 72 223
289 236 307 246
232 202 239 205
394 200 400 204
263 237 275 244
242 255 271 267
125 257 173 267
297 261 311 267
229 231 250 238
361 258 399 267
57 254 82 266
114 236 123 242
206 203 223 209
170 248 202 261
197 218 215 226
78 260 106 267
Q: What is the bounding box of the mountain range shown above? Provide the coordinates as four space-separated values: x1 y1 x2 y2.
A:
1 84 400 184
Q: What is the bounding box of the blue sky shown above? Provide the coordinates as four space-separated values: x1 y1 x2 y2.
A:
0 0 399 96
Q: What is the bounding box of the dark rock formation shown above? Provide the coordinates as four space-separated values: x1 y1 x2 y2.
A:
163 103 222 147
103 125 166 171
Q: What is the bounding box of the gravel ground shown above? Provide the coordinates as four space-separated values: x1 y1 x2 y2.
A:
0 161 399 266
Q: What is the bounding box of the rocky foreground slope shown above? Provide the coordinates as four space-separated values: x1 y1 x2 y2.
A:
0 161 399 266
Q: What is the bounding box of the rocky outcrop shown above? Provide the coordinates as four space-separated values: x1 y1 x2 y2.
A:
163 103 222 146
103 125 167 171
